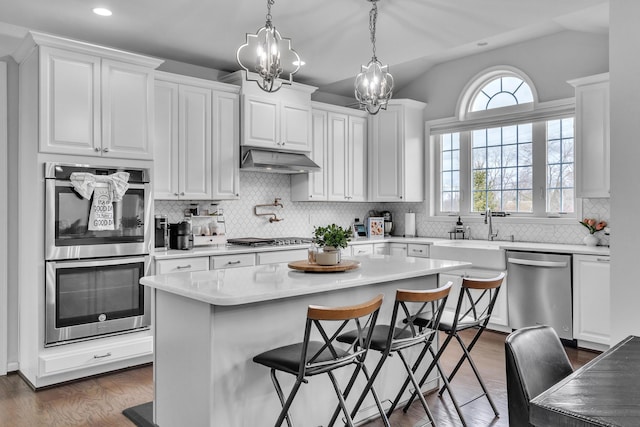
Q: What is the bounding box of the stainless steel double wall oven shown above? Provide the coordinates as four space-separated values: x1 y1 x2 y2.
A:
44 163 152 346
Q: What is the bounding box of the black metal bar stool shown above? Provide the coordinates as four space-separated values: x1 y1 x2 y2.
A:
332 282 453 426
252 294 385 427
405 272 505 426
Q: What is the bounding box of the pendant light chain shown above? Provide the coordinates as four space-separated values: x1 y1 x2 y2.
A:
265 0 274 26
370 1 378 60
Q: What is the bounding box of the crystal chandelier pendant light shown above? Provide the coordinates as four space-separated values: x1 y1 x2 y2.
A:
236 0 301 93
355 0 394 114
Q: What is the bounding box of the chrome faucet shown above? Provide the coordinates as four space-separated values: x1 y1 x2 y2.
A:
485 209 499 241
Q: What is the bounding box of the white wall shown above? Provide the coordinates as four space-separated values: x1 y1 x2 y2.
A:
609 0 640 344
0 61 7 375
396 30 609 121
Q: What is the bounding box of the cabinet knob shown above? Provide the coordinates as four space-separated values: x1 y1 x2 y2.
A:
174 192 179 196
94 147 100 152
180 192 185 196
103 148 110 153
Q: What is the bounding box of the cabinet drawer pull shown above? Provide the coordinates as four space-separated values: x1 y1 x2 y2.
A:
597 258 610 263
176 265 192 269
93 352 112 359
227 260 242 265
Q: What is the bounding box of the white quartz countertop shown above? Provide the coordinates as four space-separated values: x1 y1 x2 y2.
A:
141 255 471 306
153 236 610 259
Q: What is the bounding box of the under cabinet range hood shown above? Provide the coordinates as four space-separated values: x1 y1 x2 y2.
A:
241 148 320 174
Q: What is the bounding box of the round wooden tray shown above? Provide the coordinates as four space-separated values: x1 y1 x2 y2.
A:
288 259 360 273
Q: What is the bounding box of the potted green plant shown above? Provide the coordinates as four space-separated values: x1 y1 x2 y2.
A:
313 224 353 265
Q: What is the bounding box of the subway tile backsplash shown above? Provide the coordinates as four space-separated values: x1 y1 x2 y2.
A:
154 172 610 246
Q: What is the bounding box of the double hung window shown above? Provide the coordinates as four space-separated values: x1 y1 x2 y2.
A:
434 69 575 218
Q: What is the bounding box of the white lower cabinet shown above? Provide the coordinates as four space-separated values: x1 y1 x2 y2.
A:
351 244 374 256
374 243 389 255
211 253 256 269
407 243 429 258
39 335 153 377
155 256 209 274
390 243 407 257
257 250 307 265
573 254 611 349
439 268 509 333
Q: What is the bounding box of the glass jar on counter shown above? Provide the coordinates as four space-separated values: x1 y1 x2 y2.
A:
308 243 318 264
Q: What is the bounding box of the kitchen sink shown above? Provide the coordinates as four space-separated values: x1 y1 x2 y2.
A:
430 240 506 270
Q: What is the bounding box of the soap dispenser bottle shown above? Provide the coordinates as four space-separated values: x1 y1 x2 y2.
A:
455 216 464 232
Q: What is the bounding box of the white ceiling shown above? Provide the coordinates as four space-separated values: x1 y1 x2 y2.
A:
0 0 609 97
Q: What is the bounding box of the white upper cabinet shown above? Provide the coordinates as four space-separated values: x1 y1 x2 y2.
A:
154 72 239 200
292 103 367 202
30 35 161 160
369 99 426 202
291 108 328 200
569 73 610 198
242 93 311 152
39 47 101 156
101 60 155 159
220 70 316 153
347 115 367 201
211 91 240 199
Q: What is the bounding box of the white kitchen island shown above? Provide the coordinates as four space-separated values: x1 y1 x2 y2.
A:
140 254 470 427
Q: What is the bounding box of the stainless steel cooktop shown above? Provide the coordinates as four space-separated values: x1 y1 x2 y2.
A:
227 237 313 247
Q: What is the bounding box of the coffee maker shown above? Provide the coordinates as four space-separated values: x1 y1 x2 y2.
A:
382 211 393 236
169 221 193 250
154 215 169 249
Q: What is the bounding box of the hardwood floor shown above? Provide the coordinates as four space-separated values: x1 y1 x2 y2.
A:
0 365 153 427
0 330 597 427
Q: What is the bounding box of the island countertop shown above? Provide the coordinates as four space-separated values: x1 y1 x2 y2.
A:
140 254 471 306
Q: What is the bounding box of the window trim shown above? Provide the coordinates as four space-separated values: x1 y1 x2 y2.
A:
428 100 580 222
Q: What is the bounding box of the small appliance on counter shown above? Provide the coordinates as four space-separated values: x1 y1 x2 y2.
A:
154 214 169 249
352 218 367 238
381 211 393 236
191 208 227 247
169 221 193 250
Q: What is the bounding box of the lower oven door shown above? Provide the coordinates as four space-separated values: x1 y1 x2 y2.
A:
45 255 151 346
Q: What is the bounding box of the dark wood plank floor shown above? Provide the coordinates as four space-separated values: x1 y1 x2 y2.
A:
0 330 597 427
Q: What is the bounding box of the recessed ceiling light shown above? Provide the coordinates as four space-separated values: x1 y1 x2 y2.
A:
93 7 112 17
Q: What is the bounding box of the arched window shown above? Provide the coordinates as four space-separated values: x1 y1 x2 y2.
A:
470 76 534 112
457 66 538 121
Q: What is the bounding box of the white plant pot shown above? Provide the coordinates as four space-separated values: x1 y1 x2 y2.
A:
583 234 599 246
316 247 341 266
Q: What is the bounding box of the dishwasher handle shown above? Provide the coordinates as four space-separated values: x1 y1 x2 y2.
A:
507 258 568 268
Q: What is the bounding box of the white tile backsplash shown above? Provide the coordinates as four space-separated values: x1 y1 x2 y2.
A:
154 172 610 246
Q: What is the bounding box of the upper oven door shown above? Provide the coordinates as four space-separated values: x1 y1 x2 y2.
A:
45 163 151 260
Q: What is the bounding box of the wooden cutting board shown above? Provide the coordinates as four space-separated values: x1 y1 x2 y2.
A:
288 259 360 273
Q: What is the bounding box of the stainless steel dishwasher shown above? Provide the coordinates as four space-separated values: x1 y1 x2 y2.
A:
507 251 573 341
